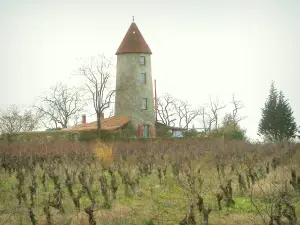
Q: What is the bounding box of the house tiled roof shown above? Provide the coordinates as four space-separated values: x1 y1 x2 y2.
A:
62 116 131 131
116 22 152 55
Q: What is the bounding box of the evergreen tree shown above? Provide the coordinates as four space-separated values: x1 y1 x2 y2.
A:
258 81 278 141
276 91 297 141
258 82 297 143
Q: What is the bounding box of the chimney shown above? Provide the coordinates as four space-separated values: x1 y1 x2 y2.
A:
101 112 104 121
82 114 86 124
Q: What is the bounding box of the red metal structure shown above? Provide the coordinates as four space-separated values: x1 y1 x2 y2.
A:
154 79 158 122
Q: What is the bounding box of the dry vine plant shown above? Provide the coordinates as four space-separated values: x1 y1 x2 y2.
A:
0 139 299 225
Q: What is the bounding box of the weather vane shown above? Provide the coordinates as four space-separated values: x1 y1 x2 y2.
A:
132 16 134 22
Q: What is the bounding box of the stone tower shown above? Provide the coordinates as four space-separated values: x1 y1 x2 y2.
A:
115 21 156 137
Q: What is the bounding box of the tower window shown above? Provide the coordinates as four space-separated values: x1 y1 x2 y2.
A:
142 98 147 110
141 73 146 84
140 56 145 65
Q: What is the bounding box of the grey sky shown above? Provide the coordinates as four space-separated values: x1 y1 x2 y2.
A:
1 0 299 140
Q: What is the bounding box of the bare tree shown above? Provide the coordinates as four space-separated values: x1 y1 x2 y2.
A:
157 93 177 127
175 100 201 130
230 94 247 128
78 54 115 133
222 113 235 127
0 105 41 134
209 96 226 130
35 82 85 129
199 105 215 134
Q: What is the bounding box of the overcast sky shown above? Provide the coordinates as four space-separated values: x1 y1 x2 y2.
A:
0 0 299 140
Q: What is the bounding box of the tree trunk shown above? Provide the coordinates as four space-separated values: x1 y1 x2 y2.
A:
97 113 101 137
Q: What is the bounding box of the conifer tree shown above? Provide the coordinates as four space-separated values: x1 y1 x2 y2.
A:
258 81 297 143
276 91 297 142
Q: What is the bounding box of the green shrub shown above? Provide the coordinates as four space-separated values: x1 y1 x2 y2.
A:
145 220 156 225
231 129 246 140
185 127 198 137
45 128 62 131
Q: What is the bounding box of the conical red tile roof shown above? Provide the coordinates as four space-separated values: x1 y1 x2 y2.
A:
116 22 152 55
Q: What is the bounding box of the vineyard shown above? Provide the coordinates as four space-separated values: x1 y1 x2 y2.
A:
0 139 300 225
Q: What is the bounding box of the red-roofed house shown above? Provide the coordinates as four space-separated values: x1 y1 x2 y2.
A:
63 114 131 132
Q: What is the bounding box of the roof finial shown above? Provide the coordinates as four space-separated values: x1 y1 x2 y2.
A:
132 16 135 23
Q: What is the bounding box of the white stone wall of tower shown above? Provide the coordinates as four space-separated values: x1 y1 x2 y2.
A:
115 53 156 135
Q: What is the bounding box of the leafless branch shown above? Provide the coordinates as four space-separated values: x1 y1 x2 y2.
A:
157 93 177 127
0 105 41 134
209 96 226 130
199 105 215 133
77 54 115 131
108 106 115 118
174 100 201 130
230 94 247 128
35 82 86 129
